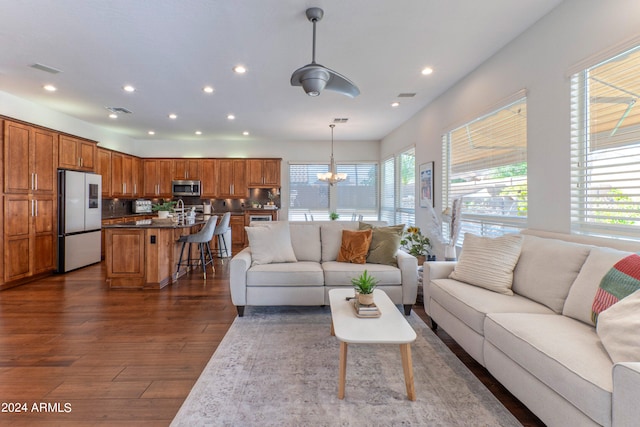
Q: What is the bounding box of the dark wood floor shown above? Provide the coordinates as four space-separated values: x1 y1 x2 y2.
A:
0 260 544 426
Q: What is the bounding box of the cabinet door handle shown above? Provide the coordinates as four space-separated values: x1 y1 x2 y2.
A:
35 200 38 217
123 183 126 193
31 173 35 190
31 200 35 217
134 184 137 194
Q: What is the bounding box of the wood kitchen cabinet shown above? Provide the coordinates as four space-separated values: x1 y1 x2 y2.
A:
247 159 281 187
173 159 201 180
143 159 172 198
59 134 96 171
229 215 245 247
131 156 143 197
96 148 112 197
218 159 247 198
4 120 57 195
4 194 56 282
111 152 134 197
200 159 218 198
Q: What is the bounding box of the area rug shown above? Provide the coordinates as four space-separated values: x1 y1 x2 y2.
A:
171 307 522 427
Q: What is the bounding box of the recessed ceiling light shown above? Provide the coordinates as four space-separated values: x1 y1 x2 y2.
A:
203 86 214 93
227 114 235 120
233 65 247 74
242 131 250 136
391 102 400 108
109 113 118 119
123 85 135 92
168 113 177 119
43 84 57 92
421 67 434 76
195 131 202 135
148 130 155 135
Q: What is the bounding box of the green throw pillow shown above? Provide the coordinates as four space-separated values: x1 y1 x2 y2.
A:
359 222 404 266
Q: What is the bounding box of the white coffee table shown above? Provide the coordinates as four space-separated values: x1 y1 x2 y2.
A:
328 288 417 400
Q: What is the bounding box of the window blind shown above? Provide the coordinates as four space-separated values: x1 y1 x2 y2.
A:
570 44 640 239
288 163 329 221
380 157 395 224
442 97 528 243
398 147 416 226
336 163 378 221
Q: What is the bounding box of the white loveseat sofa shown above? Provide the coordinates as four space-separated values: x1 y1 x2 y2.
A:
230 221 418 317
424 229 640 427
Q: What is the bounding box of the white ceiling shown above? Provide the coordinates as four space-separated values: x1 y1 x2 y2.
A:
0 0 563 143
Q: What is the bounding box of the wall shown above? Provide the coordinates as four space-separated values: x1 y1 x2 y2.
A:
381 0 640 235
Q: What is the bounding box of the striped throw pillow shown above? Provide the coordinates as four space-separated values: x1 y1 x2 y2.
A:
449 233 524 295
591 254 640 325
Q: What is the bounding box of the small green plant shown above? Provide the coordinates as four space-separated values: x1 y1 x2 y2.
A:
351 270 378 295
329 211 340 221
152 201 177 212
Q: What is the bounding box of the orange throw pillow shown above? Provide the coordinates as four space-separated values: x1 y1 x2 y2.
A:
337 229 373 264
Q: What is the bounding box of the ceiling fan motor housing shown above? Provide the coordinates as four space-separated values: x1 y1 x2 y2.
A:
300 66 330 96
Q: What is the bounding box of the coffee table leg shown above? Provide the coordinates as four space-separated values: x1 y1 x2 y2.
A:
338 341 348 399
330 321 335 336
400 343 416 401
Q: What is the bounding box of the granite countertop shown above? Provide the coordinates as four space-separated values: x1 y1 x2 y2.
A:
103 219 207 229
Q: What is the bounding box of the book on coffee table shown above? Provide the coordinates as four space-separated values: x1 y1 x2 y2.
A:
353 300 381 318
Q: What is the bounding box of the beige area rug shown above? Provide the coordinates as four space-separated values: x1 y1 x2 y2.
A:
171 307 522 427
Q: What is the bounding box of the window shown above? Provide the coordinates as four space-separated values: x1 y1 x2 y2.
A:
380 147 415 225
571 45 640 239
288 162 378 221
442 96 528 244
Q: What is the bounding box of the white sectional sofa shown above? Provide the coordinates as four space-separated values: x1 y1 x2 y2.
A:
424 229 640 427
230 221 418 316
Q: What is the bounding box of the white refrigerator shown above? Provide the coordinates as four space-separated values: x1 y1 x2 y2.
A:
57 170 102 272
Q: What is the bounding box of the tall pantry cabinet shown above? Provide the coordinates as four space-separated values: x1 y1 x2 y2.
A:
2 120 58 285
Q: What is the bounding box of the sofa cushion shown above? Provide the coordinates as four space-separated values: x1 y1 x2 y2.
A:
322 261 401 287
246 261 324 287
563 247 632 325
336 229 372 264
512 235 591 313
484 313 613 427
245 221 297 266
597 290 640 363
430 278 554 335
449 233 523 295
358 222 404 266
289 223 321 262
591 253 640 324
320 223 359 262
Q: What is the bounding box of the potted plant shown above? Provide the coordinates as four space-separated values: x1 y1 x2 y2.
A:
351 270 378 305
401 226 432 265
152 201 176 219
329 211 340 221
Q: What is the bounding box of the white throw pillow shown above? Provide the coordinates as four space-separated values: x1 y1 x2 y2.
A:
597 290 640 364
245 221 297 266
449 233 524 295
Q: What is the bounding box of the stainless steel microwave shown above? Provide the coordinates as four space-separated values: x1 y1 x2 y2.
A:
172 180 201 196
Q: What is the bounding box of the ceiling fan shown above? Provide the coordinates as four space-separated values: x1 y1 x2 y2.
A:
290 7 360 98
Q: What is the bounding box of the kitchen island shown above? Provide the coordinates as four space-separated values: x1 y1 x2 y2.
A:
103 218 208 289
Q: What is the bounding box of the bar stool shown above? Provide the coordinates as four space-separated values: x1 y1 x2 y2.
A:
212 212 231 258
175 215 218 280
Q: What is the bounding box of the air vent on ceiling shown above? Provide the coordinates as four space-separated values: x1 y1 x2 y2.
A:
397 93 416 98
105 106 133 114
333 118 349 123
30 63 62 74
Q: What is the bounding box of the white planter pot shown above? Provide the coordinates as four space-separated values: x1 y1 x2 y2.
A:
444 245 457 261
157 210 170 219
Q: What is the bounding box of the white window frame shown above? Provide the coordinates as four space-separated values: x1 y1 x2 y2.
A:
380 146 415 226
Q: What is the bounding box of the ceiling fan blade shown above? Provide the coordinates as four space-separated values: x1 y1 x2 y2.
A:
324 66 360 98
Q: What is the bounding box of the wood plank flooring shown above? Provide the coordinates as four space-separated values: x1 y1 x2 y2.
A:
0 260 543 426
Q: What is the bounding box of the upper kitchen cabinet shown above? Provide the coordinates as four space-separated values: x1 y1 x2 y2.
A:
247 159 281 188
111 152 134 197
4 120 57 195
173 159 201 180
131 156 143 197
200 159 218 198
96 148 112 197
59 135 96 171
218 159 247 198
143 159 172 198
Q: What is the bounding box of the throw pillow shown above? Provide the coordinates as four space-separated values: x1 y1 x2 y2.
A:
336 229 372 264
244 221 297 266
591 253 640 325
449 233 524 295
359 222 404 266
596 289 640 364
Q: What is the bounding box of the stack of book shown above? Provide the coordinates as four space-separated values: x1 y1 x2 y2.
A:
353 300 381 318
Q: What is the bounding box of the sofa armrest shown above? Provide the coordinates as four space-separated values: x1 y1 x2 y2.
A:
397 249 418 305
423 261 457 316
613 362 640 427
230 247 252 306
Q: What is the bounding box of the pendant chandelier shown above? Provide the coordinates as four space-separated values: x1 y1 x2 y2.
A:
317 124 347 185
